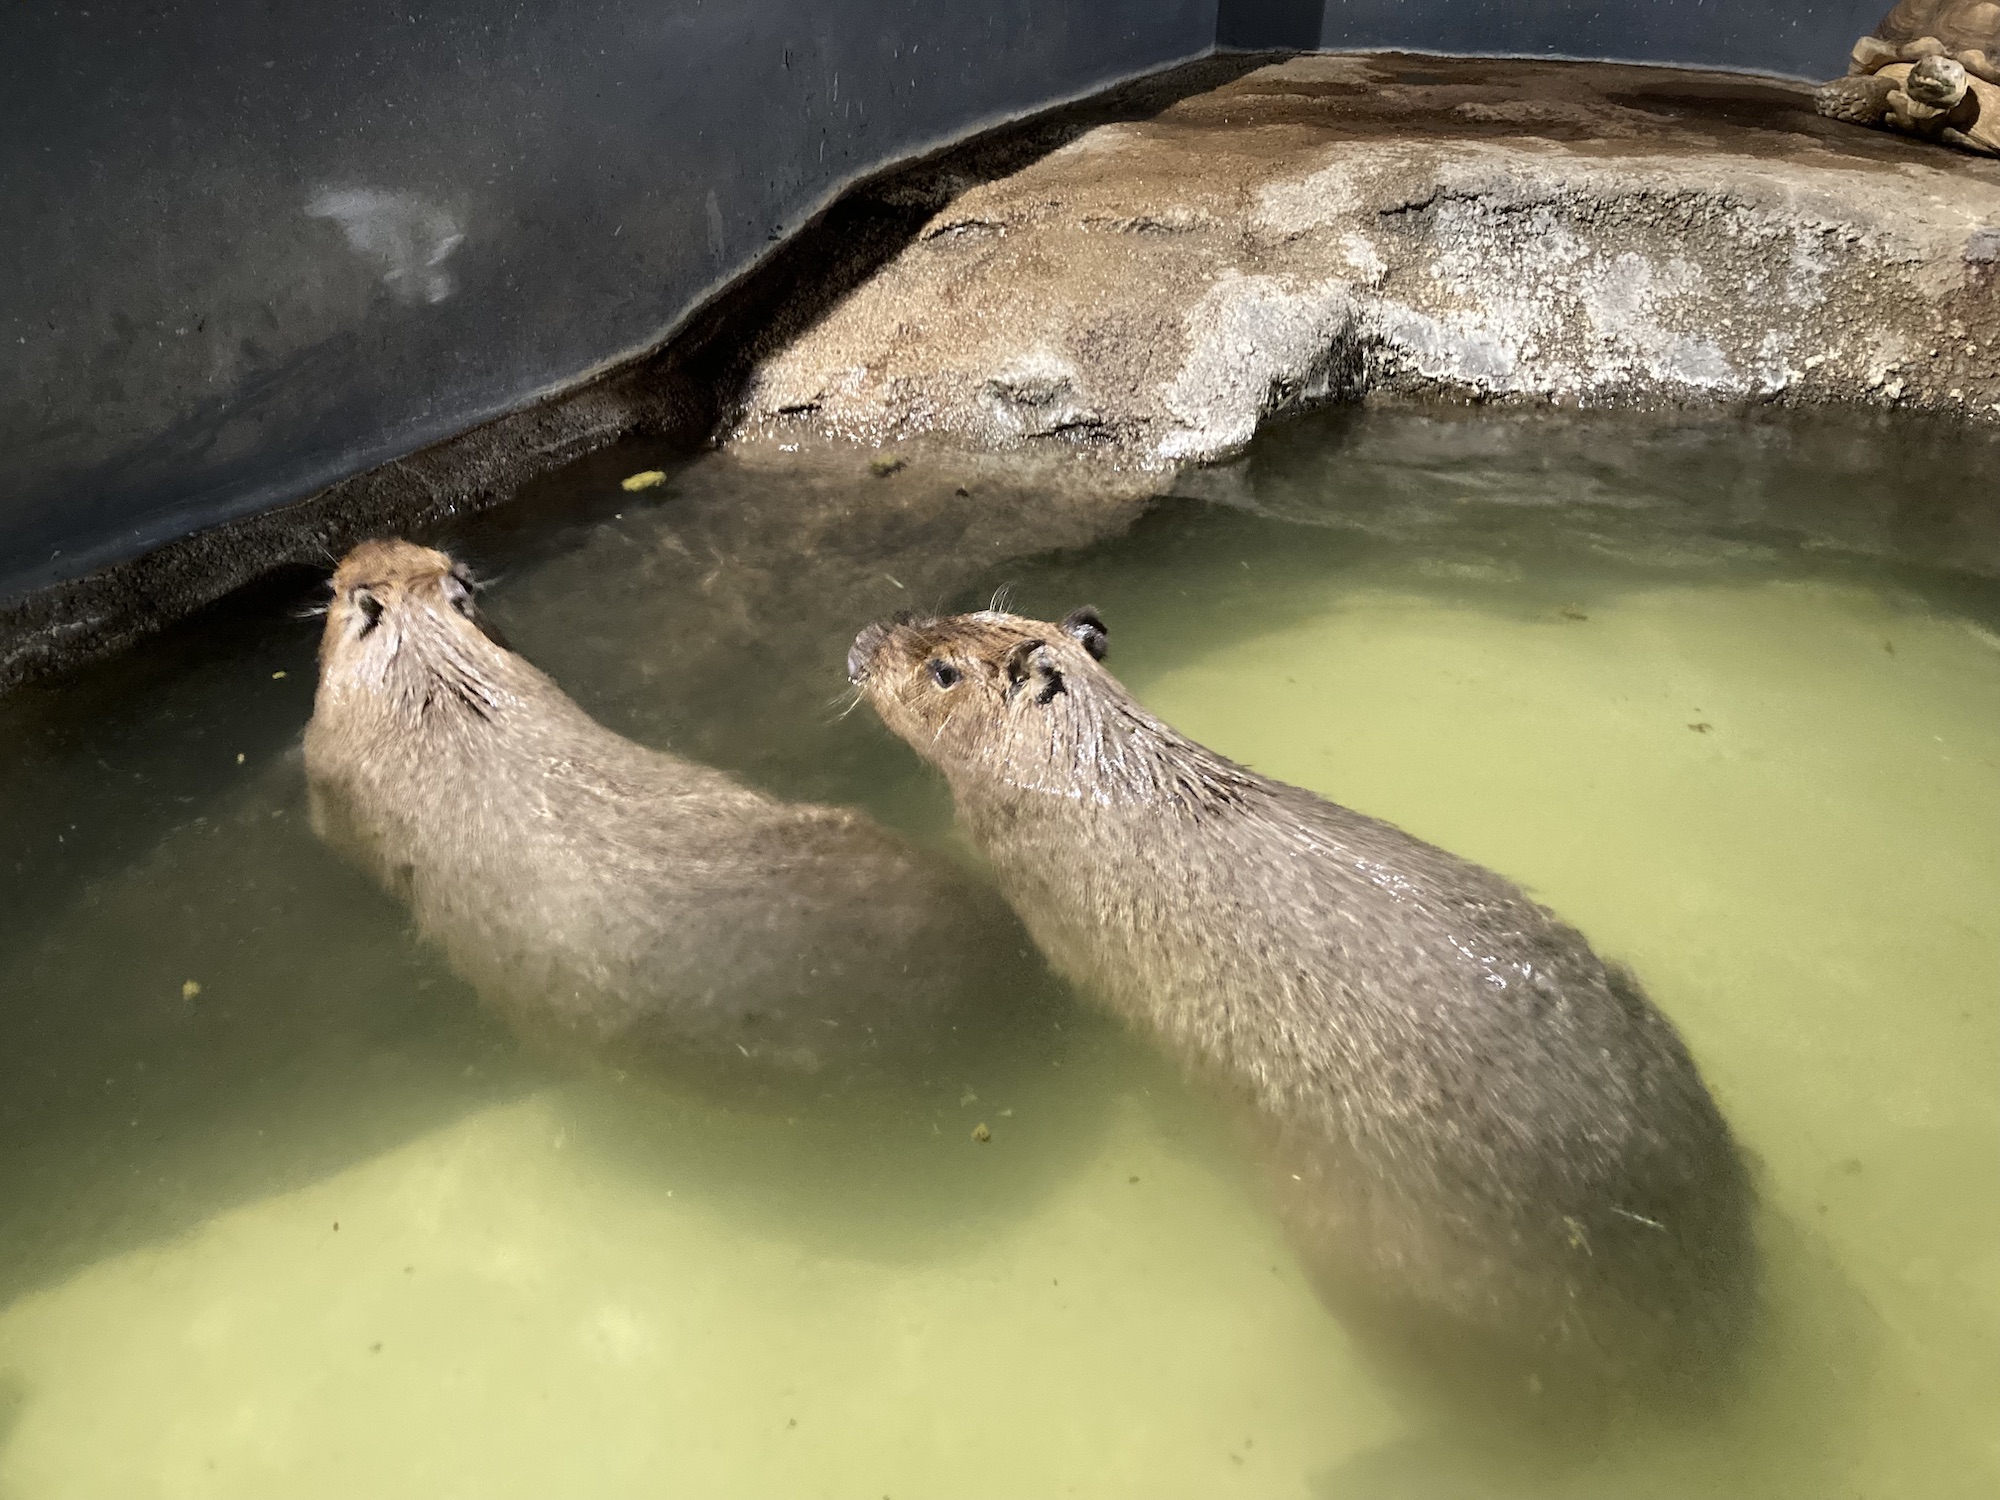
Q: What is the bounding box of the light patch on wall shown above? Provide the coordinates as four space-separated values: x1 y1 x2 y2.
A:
705 189 727 266
306 188 465 304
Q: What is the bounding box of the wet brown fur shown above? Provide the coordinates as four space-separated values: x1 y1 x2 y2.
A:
849 607 1758 1402
303 539 1022 1084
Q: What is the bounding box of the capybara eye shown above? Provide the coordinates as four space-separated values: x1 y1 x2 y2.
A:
355 590 384 636
444 571 476 618
929 660 962 689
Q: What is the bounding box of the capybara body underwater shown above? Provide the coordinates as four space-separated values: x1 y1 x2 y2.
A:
303 539 1027 1085
848 605 1757 1399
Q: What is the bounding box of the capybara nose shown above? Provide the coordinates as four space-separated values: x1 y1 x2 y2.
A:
848 621 890 683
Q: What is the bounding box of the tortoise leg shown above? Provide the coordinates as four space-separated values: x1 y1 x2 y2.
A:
1817 73 1898 124
1939 124 2000 154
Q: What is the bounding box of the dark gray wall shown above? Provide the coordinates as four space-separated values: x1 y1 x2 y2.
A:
0 0 1218 603
1218 0 1884 80
5 0 1893 606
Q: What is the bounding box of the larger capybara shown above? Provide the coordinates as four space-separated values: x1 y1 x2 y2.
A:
303 539 1028 1087
847 604 1757 1404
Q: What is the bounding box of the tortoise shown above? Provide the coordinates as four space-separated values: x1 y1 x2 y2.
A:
1816 0 2000 155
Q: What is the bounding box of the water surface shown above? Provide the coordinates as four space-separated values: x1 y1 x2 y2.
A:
0 408 1994 1497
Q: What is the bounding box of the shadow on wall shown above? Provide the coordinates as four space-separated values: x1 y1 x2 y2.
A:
1218 0 1887 78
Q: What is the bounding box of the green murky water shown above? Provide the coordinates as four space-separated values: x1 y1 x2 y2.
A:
0 408 1995 1497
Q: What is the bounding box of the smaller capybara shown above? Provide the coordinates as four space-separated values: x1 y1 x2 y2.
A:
847 605 1757 1400
302 539 1026 1085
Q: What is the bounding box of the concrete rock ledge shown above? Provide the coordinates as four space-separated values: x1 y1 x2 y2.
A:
735 54 2000 467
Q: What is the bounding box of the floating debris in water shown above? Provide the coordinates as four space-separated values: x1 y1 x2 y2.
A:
869 456 907 477
180 979 202 1001
620 470 668 492
1688 722 1714 734
1560 606 1589 621
971 1122 991 1143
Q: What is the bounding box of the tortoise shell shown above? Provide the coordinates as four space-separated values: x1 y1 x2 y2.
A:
1874 0 2000 54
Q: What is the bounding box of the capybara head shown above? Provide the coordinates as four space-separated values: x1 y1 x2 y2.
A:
847 606 1128 788
316 538 500 716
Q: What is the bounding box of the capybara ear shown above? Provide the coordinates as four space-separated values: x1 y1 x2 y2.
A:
443 568 477 618
1061 606 1109 661
1005 638 1067 706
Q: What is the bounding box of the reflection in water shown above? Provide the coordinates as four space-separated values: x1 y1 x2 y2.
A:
0 407 1994 1496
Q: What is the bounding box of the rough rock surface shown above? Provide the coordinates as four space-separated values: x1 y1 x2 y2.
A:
736 54 2000 468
